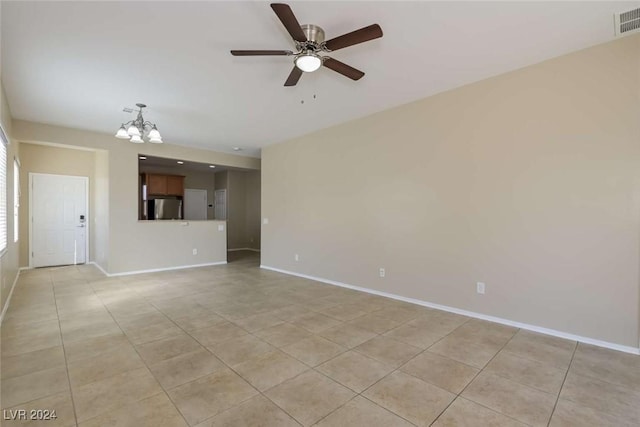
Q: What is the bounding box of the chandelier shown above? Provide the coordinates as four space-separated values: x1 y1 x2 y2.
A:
115 103 163 143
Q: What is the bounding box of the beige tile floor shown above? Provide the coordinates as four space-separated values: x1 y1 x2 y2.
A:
1 250 639 426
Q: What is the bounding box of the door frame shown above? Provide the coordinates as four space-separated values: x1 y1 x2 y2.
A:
214 189 227 220
29 173 90 268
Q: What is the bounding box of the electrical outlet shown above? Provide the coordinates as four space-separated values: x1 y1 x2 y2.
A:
294 254 299 262
477 282 485 295
192 249 198 255
379 268 385 278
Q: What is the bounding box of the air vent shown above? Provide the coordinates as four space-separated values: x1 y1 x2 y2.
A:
615 7 640 36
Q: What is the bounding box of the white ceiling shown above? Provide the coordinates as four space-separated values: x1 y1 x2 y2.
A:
2 1 637 158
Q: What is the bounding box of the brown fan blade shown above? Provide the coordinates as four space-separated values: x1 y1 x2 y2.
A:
284 66 303 86
230 50 292 56
324 24 383 51
323 58 365 81
271 3 307 43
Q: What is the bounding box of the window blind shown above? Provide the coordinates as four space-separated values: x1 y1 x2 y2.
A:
14 158 20 243
0 125 7 253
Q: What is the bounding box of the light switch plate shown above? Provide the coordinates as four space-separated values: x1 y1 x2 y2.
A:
263 218 269 225
218 224 224 232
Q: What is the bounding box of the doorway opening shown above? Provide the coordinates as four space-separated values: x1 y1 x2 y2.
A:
213 169 261 263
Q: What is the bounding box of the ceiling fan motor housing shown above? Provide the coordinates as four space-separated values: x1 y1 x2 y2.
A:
299 24 325 50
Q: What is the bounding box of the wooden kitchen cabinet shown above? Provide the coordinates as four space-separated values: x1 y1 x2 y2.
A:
146 174 184 196
166 175 184 196
147 174 167 195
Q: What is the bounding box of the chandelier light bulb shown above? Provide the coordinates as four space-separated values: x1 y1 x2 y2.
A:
115 126 129 139
149 137 163 144
127 125 141 137
130 134 144 143
148 126 161 139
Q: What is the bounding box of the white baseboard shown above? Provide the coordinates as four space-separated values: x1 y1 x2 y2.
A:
0 269 21 325
88 261 109 276
260 265 640 355
105 261 228 277
228 248 261 252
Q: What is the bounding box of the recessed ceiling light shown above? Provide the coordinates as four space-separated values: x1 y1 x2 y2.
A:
177 161 184 165
139 156 147 160
209 165 216 168
233 147 242 151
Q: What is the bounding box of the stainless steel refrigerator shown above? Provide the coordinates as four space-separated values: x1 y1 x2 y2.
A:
148 198 182 220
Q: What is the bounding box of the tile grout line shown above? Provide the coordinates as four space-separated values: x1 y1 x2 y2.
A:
404 322 574 400
287 334 386 425
305 310 474 425
193 312 307 425
546 340 579 427
311 310 444 427
51 267 82 427
140 287 298 426
426 325 524 426
225 318 351 426
344 314 474 398
307 316 438 426
86 274 193 427
184 295 406 424
0 276 63 408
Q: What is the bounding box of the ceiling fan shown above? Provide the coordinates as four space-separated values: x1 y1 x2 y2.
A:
230 3 383 86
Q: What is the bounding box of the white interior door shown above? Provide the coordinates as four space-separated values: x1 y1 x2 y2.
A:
184 188 207 220
30 173 88 267
214 189 227 220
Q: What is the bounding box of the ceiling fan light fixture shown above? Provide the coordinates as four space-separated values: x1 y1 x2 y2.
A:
295 54 322 72
115 125 130 139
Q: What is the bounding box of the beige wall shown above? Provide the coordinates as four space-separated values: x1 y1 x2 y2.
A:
94 150 109 270
214 170 227 191
12 120 259 274
108 220 227 274
227 170 245 249
0 82 19 316
262 35 640 348
18 143 96 267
